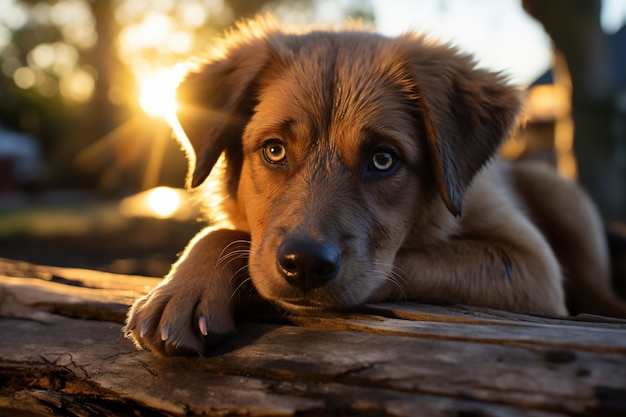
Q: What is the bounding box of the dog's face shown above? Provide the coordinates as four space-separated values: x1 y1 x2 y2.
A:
175 18 520 311
237 41 431 310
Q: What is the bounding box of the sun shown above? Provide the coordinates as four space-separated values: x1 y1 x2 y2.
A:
138 64 188 122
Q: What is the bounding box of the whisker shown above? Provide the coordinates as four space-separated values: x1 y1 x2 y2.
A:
371 262 409 303
389 265 410 291
229 263 250 283
218 249 250 265
216 252 249 276
215 239 256 299
231 276 253 300
216 239 251 264
372 261 409 287
217 239 252 263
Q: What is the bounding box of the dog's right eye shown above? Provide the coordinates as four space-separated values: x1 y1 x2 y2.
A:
262 140 287 165
368 150 398 173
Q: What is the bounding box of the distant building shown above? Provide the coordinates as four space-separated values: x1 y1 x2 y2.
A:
0 126 43 191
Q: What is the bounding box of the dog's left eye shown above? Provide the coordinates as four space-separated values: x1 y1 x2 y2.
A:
369 150 398 172
262 140 287 164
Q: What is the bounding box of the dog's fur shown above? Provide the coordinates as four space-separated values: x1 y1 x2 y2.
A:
126 16 626 357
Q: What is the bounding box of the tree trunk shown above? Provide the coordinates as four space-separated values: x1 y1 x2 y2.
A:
1 259 626 416
523 0 626 223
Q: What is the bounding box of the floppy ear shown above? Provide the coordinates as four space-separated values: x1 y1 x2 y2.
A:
175 33 271 189
403 37 522 216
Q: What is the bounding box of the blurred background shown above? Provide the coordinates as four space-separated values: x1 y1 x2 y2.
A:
0 0 625 277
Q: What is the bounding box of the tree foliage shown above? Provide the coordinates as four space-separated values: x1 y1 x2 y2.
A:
0 0 374 191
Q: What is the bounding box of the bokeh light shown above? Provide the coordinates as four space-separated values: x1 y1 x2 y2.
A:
146 186 182 218
118 186 197 220
59 67 95 103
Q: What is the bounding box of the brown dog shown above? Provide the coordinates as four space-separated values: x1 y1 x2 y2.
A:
125 16 626 357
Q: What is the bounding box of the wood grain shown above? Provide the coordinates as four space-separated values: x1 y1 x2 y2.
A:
1 258 625 416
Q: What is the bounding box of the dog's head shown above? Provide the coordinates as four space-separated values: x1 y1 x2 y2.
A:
175 16 521 311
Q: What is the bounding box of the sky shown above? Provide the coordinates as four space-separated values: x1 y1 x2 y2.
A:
367 0 626 86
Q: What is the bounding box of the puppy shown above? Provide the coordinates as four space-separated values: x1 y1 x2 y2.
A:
126 15 626 357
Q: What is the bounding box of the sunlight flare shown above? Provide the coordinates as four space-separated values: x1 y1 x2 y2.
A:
138 64 187 121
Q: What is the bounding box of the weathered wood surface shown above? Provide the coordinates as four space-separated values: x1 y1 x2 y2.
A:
1 258 625 417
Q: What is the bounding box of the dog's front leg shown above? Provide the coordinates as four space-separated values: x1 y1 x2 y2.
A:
125 228 251 356
384 240 568 316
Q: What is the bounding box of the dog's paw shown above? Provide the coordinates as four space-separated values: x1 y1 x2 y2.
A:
124 228 251 357
124 276 236 357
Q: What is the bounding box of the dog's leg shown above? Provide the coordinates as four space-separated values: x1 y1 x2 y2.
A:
509 162 626 317
384 237 568 316
125 228 251 356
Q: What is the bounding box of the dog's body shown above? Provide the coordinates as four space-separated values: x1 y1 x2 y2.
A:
126 16 626 357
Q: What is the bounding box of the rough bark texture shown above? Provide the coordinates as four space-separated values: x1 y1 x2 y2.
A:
1 258 625 416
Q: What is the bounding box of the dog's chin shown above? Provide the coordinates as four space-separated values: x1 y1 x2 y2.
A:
257 282 374 314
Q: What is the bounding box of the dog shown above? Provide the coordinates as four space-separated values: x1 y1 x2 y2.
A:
125 15 626 357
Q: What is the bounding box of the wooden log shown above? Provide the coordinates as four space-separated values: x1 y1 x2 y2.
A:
1 258 625 416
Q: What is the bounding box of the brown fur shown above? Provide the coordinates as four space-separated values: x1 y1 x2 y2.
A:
125 16 626 357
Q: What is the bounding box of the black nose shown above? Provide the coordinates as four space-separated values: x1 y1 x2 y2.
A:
277 238 341 292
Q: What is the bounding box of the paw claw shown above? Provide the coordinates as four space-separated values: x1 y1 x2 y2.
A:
198 316 208 336
140 321 149 338
161 324 169 341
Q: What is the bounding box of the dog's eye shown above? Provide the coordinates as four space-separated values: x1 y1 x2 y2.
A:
369 150 397 172
262 140 287 164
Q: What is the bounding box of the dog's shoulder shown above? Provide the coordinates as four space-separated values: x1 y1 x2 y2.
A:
459 159 526 229
414 159 530 243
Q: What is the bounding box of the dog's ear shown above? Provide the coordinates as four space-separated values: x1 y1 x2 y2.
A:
175 32 272 188
403 37 522 216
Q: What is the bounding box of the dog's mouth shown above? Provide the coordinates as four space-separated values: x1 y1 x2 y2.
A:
259 270 371 313
275 297 334 312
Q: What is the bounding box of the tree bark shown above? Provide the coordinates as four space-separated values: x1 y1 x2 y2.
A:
523 0 626 222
